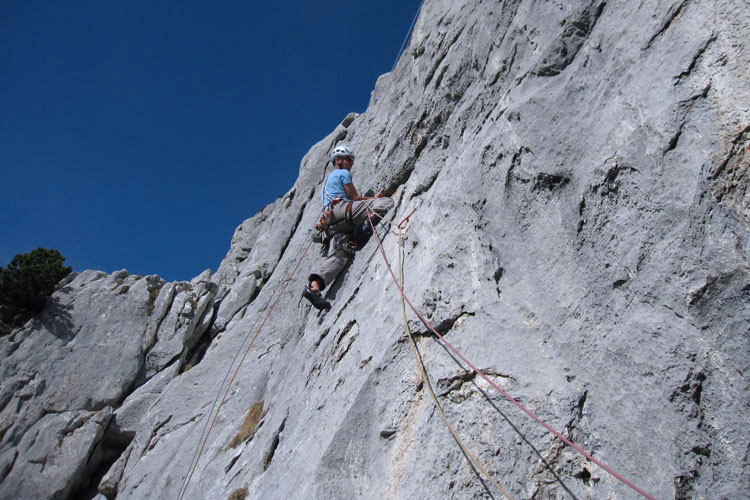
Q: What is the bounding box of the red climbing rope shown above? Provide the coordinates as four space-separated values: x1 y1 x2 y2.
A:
364 206 658 500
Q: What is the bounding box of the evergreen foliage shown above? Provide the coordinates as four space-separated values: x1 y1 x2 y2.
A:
0 248 72 335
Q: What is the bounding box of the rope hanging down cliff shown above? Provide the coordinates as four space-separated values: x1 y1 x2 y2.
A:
395 215 516 500
178 239 314 500
178 2 426 498
364 204 658 500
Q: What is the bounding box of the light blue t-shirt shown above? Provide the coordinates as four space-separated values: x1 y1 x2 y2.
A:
321 169 353 208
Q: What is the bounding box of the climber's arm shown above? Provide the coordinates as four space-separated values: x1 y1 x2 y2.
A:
344 184 385 201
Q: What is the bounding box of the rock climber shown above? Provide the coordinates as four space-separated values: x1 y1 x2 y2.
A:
303 145 394 310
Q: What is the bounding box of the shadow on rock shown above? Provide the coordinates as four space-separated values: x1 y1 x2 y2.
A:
40 295 76 342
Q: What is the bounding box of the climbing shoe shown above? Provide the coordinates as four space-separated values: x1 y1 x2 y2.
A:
303 285 331 310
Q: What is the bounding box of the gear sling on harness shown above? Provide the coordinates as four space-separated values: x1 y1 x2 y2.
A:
316 198 356 234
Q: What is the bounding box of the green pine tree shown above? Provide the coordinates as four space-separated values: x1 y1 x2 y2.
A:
0 248 72 335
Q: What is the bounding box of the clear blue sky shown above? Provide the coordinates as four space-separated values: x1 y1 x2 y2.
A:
1 1 423 282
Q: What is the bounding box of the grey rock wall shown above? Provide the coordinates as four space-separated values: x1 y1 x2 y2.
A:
1 0 748 498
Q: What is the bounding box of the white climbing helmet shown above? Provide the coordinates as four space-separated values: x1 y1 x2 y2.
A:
330 145 355 163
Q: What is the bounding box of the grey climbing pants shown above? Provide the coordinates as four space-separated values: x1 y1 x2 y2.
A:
309 197 394 290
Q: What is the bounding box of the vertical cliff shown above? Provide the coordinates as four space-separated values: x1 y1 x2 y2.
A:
1 0 748 498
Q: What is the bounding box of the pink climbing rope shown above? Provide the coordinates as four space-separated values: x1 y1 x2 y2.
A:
364 206 658 500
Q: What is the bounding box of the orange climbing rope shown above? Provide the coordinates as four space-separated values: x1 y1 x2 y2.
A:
364 204 658 500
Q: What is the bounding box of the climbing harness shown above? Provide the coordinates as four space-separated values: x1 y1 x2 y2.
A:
327 200 356 234
364 204 658 500
315 197 355 235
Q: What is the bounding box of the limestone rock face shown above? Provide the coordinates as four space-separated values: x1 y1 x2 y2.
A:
1 0 749 499
0 269 216 498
